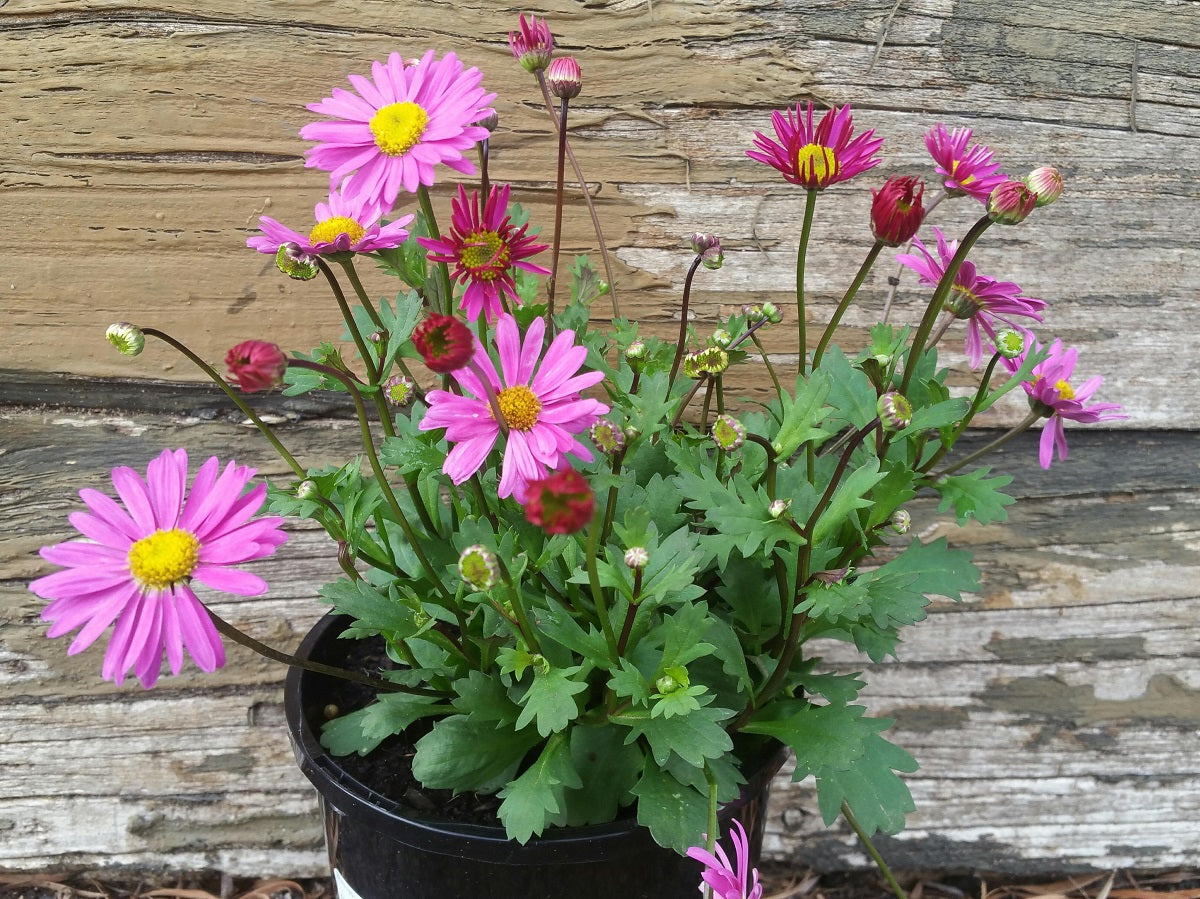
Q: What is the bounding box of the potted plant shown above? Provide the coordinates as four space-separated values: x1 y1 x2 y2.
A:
29 12 1124 899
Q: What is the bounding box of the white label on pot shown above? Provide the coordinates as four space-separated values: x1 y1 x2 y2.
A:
333 869 367 899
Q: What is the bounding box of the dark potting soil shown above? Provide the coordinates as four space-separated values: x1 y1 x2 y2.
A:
310 633 509 827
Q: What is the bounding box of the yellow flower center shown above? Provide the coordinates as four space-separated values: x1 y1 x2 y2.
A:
794 143 839 184
1053 378 1075 400
308 216 367 247
369 101 429 156
949 159 976 185
496 386 541 431
127 528 200 591
460 230 509 279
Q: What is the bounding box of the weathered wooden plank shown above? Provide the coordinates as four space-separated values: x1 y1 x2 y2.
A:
2 0 1193 425
1 408 1196 874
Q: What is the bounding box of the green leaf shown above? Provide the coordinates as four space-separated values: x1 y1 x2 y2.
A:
815 732 918 836
451 670 522 727
820 347 879 429
562 723 642 825
872 536 980 602
811 459 886 546
934 467 1016 525
613 703 734 767
772 369 833 460
412 716 541 792
796 580 871 623
536 604 613 667
743 701 870 779
631 759 708 853
318 578 423 638
515 666 589 737
497 733 581 843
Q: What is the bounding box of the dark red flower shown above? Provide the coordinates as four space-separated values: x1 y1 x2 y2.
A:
523 468 594 534
411 314 475 374
870 175 925 246
225 340 287 393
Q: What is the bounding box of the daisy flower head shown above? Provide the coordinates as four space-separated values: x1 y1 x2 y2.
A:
1004 338 1126 468
686 819 764 899
924 123 1007 202
897 228 1046 368
508 13 555 73
418 315 608 501
246 184 414 257
29 449 288 688
747 102 883 190
419 183 551 323
301 50 496 211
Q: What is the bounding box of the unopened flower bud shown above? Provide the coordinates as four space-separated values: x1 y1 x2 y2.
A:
275 242 319 281
508 13 555 73
296 480 319 500
870 175 926 246
412 314 474 374
741 304 764 323
761 301 783 324
523 468 594 535
694 346 730 375
226 340 288 393
477 109 499 133
682 352 704 380
992 329 1026 359
711 328 732 349
596 280 610 295
624 339 647 363
877 391 914 431
624 546 649 569
105 322 145 356
1024 166 1063 207
890 509 912 535
589 419 626 455
546 56 582 100
711 414 746 452
383 374 415 407
768 499 792 520
986 179 1038 225
458 545 498 591
690 234 724 270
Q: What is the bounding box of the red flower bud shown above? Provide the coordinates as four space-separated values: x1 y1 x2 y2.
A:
412 314 475 374
546 56 582 100
870 175 926 246
225 340 287 393
523 468 594 534
986 179 1038 225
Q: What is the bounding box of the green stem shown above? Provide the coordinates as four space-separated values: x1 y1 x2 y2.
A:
289 360 451 602
478 138 491 200
584 508 619 659
842 802 908 899
535 70 619 318
935 409 1043 477
316 258 379 385
337 256 386 333
206 607 445 697
919 352 1003 474
668 254 705 390
812 240 884 370
141 328 305 479
417 185 454 316
547 96 570 314
794 189 819 376
749 332 785 408
900 215 993 397
495 555 539 653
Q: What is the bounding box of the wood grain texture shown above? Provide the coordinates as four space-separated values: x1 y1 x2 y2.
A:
2 408 1197 874
2 0 1191 424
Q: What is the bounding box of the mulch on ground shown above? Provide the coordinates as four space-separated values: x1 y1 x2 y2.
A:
2 867 1199 899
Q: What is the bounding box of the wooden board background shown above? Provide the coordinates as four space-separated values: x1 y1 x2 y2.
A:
2 0 1198 880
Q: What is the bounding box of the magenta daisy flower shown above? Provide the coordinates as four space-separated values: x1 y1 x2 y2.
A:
1003 338 1126 468
897 227 1046 368
246 185 414 256
29 449 288 688
924 123 1007 202
301 50 496 210
686 820 764 899
419 183 551 322
747 102 883 190
418 314 608 501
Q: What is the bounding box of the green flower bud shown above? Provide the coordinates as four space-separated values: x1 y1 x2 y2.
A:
891 509 912 535
993 329 1027 359
458 544 498 592
624 546 649 569
877 391 914 431
275 243 319 281
105 322 145 357
711 414 746 452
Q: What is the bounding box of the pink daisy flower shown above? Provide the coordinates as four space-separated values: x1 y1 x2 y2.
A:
418 315 608 501
924 123 1007 202
686 820 764 899
301 50 496 210
747 102 883 190
897 228 1046 368
1003 337 1126 468
29 449 288 688
246 184 414 256
419 183 551 322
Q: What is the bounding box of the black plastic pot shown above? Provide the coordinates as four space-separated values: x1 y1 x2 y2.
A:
285 612 787 899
